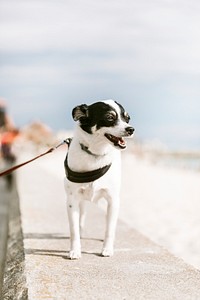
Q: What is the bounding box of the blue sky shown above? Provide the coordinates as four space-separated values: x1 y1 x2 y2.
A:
0 0 200 150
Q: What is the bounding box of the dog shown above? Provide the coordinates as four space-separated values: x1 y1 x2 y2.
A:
64 100 134 259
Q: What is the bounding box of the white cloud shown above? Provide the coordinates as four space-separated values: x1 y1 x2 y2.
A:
1 0 200 77
0 65 69 85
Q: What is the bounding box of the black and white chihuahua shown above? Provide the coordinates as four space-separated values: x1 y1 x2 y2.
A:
64 100 134 259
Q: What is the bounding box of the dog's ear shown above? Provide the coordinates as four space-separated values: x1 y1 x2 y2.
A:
72 104 89 121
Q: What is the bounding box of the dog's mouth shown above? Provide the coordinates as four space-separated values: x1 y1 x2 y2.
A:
104 133 126 149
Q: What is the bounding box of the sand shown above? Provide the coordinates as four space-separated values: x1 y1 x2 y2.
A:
120 152 200 270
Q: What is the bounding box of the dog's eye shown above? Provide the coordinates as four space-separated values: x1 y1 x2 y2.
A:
106 114 116 122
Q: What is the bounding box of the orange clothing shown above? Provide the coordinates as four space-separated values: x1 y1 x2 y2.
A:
1 131 18 145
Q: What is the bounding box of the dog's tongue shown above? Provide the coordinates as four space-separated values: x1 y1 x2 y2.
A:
105 133 126 149
118 137 125 147
116 137 126 149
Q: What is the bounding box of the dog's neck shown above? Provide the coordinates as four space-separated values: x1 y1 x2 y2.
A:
73 125 114 157
67 125 118 172
79 143 105 158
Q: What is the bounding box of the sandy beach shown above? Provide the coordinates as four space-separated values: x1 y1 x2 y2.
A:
120 150 200 270
16 139 200 270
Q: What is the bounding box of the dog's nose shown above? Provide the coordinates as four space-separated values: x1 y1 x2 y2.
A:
125 126 135 135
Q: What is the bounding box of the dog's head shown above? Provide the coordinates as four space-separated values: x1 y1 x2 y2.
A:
72 100 134 149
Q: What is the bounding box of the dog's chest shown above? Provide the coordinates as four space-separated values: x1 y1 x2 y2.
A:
78 185 93 201
76 184 108 202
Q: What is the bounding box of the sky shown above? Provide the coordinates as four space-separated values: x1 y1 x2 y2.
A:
0 0 200 150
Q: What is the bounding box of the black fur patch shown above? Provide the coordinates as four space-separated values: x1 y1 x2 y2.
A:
73 101 130 134
78 102 118 134
115 101 130 123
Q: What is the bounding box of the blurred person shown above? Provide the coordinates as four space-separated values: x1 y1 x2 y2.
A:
0 98 19 187
1 129 19 163
0 98 15 132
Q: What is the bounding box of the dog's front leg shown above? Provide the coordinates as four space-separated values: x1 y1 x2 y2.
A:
102 198 120 257
79 200 87 238
67 197 81 259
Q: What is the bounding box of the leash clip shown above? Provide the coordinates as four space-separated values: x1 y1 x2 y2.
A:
54 138 72 149
63 138 72 147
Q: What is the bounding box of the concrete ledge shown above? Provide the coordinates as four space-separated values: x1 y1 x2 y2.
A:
15 157 200 299
0 177 9 297
1 176 28 299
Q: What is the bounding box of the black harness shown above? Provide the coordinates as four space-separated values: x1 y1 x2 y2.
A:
64 139 112 183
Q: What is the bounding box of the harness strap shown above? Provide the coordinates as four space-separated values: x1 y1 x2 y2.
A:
64 155 111 183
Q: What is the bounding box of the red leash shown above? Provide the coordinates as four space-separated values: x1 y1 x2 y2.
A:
0 139 71 177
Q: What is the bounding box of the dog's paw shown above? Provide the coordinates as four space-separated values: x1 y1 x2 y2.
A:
68 250 81 260
101 248 114 257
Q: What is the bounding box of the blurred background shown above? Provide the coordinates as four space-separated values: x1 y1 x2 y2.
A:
0 0 200 151
1 0 200 271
